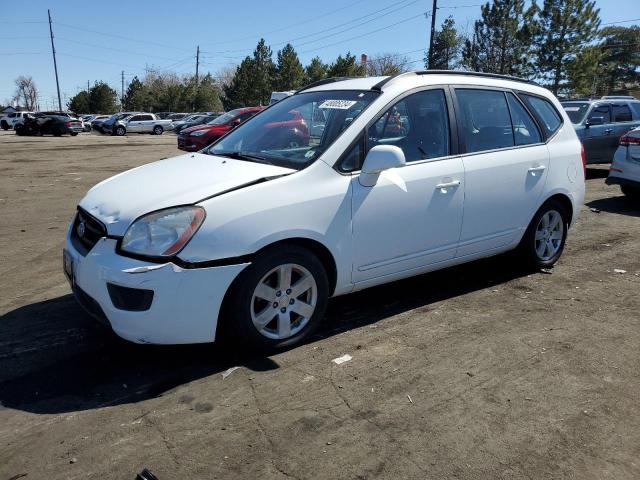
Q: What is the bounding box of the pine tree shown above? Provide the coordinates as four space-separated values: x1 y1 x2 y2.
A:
68 90 90 114
326 53 365 77
252 38 276 105
88 82 118 113
223 57 257 109
275 43 305 91
598 26 640 94
565 46 604 96
122 76 146 111
535 0 600 94
427 16 463 70
461 0 537 77
305 57 328 83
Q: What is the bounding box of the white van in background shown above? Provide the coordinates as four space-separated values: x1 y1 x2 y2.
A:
269 91 296 105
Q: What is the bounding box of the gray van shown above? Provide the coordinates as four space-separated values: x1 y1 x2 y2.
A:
561 97 640 164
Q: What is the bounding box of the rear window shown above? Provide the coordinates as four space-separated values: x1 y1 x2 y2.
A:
521 94 562 136
562 102 590 124
612 104 632 122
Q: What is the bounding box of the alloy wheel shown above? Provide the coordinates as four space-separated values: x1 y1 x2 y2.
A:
250 263 317 340
534 210 564 261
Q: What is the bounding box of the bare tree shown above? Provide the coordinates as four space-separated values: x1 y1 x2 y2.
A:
365 53 412 76
215 64 238 89
13 76 39 110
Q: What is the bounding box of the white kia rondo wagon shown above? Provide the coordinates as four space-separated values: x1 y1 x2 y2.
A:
64 71 585 349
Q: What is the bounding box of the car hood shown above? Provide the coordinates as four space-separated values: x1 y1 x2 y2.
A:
79 152 295 236
182 124 226 134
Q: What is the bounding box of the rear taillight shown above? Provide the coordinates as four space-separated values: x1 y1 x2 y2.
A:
65 121 72 127
580 143 586 177
619 134 640 146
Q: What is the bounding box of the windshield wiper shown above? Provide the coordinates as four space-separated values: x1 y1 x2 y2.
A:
213 151 274 165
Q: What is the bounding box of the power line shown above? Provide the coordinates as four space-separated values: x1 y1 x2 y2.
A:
202 0 422 55
53 21 193 52
56 36 189 62
300 11 427 55
601 18 640 25
200 0 371 46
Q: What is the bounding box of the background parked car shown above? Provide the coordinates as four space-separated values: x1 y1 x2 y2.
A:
562 97 640 164
167 113 188 122
15 114 82 136
606 126 640 198
1 111 34 130
110 113 174 136
269 90 296 105
177 107 263 151
173 113 223 133
99 112 140 135
82 114 109 132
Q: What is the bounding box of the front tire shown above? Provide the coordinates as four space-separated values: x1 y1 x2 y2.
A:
223 245 329 351
1 120 8 130
519 199 569 269
115 126 126 136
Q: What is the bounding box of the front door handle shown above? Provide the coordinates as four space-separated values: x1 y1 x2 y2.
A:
435 180 461 189
528 165 546 173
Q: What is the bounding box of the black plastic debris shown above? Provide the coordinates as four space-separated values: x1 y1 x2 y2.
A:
136 469 158 480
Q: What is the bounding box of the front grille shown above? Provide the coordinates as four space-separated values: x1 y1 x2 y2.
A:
70 208 107 256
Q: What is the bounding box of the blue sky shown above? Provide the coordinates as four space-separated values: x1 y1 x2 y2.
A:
1 0 638 109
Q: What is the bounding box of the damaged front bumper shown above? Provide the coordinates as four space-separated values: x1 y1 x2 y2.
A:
64 236 248 344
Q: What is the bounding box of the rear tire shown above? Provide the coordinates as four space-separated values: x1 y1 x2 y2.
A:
222 245 329 351
1 120 8 130
153 125 163 135
518 199 569 269
70 132 78 136
621 185 640 199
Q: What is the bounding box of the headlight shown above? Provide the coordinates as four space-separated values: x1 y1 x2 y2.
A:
121 206 205 257
190 130 207 137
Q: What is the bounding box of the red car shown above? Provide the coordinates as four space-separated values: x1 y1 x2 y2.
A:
177 107 263 152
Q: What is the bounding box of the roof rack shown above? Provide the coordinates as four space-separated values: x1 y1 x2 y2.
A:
296 77 357 93
415 70 538 85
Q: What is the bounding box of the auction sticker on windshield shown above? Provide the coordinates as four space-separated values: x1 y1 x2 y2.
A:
319 100 358 110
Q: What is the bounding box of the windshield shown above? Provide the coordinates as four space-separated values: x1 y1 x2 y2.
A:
208 110 239 125
562 102 590 124
206 90 379 170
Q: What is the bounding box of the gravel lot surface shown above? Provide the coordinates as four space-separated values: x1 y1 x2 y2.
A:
1 130 639 479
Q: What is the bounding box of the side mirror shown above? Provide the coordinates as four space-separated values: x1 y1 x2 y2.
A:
359 145 406 187
586 116 604 127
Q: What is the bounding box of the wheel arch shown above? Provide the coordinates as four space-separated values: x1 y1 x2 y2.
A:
540 192 574 227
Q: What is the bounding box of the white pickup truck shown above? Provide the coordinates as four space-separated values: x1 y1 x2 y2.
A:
113 113 174 136
1 111 34 130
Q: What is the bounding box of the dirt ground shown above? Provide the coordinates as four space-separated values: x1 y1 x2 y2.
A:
1 130 639 480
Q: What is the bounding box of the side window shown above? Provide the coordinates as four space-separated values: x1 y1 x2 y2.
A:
630 103 640 119
143 115 154 121
338 136 363 172
612 105 632 122
456 89 514 153
588 105 611 123
520 94 563 136
238 112 256 122
367 89 450 162
506 93 542 146
129 115 143 121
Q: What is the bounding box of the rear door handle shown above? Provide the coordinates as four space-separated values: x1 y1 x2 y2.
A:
604 128 613 134
435 180 461 189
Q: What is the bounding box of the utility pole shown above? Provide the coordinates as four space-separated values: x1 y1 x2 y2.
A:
427 0 438 69
48 9 62 112
121 70 125 109
195 45 200 84
87 80 90 93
